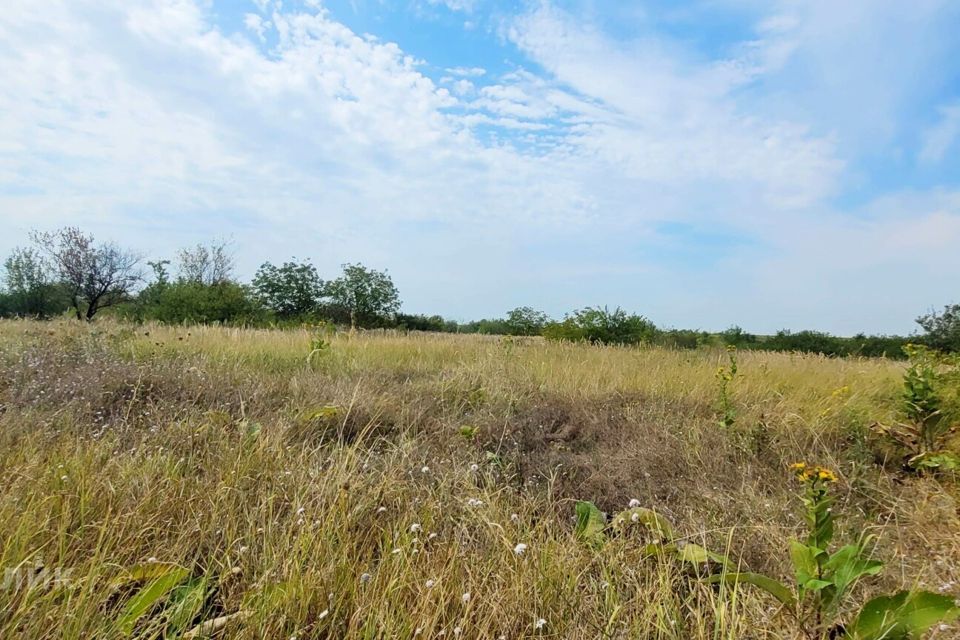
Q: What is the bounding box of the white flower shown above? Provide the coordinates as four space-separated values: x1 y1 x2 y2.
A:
628 498 641 508
60 475 69 482
513 543 528 556
510 513 520 523
360 573 371 583
461 592 471 603
319 609 329 619
420 466 430 474
377 506 387 513
535 618 547 630
454 627 462 636
410 523 422 533
147 557 158 563
470 464 479 472
425 580 436 589
428 532 438 540
296 507 306 515
631 512 640 523
466 498 483 507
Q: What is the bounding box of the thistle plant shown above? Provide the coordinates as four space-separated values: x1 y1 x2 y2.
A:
710 463 959 639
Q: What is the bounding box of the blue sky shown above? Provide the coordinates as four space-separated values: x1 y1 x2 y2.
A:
2 0 960 334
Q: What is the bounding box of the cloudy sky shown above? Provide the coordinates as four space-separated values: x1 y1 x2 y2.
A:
2 0 959 334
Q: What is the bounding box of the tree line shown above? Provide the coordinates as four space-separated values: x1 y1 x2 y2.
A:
1 226 958 357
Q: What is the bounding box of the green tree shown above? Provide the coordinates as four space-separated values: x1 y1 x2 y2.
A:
252 260 325 320
0 247 68 318
504 306 548 336
176 241 234 285
325 263 400 329
917 304 960 352
543 306 658 345
137 280 265 325
30 227 142 321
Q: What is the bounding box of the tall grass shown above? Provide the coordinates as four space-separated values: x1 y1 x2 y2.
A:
0 320 956 639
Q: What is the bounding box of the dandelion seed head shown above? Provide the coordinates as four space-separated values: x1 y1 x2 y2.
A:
628 498 641 508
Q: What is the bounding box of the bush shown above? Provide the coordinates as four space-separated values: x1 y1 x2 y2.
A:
504 307 548 336
543 306 658 346
133 281 266 325
396 313 447 332
765 330 848 357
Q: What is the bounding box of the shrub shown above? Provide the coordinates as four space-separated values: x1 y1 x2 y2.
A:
504 307 548 336
543 306 657 346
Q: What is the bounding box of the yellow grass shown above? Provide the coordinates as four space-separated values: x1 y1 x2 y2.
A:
0 319 956 639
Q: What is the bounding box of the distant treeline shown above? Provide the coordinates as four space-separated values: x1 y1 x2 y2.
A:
2 227 958 358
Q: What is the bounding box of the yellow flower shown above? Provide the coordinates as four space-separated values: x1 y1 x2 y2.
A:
789 462 807 473
816 468 837 483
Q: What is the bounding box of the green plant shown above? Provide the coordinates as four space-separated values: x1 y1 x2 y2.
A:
709 463 959 639
716 346 739 428
872 345 959 471
574 500 729 569
307 323 335 366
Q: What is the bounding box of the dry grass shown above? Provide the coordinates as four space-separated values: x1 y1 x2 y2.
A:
0 319 957 639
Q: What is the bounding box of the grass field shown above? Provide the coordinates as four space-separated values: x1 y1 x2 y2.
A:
0 320 957 639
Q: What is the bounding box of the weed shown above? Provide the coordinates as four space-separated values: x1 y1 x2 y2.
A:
709 463 959 639
716 345 739 428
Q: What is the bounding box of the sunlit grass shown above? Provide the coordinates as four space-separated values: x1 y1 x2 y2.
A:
0 319 955 639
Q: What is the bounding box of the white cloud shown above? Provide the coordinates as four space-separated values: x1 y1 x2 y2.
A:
244 13 268 41
427 0 475 13
0 0 957 332
920 101 960 164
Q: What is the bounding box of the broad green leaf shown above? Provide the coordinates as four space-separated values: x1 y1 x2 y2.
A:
678 543 730 568
613 507 674 540
117 567 190 635
167 577 210 634
825 544 882 597
574 501 606 543
849 590 959 640
111 563 186 589
789 540 818 587
706 572 797 611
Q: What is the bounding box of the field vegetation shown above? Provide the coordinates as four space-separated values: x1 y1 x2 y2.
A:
1 320 958 638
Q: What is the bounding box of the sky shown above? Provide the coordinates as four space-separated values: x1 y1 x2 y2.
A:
1 0 959 335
